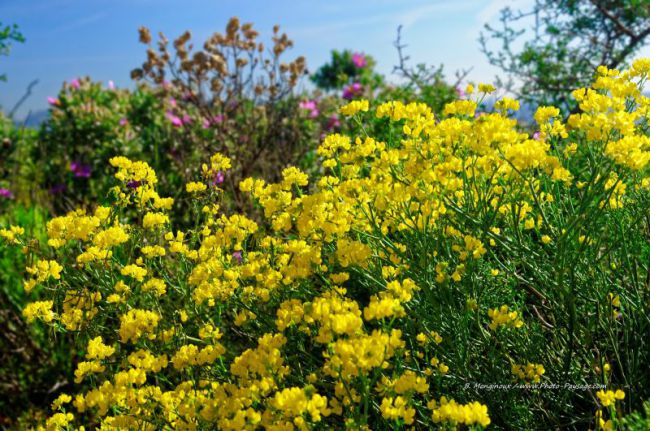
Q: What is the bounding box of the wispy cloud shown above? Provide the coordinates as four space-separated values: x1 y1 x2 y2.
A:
477 0 535 24
288 0 476 40
52 11 109 34
396 0 476 30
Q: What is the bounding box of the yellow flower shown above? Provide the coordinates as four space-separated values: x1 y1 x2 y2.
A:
488 305 524 330
428 397 491 427
596 389 625 407
340 99 369 116
511 362 545 383
186 181 207 193
120 264 147 282
0 225 25 243
86 336 115 360
142 212 169 229
478 83 496 93
23 300 55 323
118 309 160 343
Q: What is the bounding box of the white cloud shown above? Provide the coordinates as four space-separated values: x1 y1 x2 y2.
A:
287 0 478 40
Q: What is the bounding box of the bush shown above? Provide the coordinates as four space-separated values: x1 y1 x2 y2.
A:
131 18 316 214
311 49 382 93
30 18 319 221
0 112 38 206
6 59 650 430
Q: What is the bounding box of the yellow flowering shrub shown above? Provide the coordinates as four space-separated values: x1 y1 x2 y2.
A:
8 59 650 430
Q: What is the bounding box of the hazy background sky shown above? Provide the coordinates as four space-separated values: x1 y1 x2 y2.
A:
1 0 649 120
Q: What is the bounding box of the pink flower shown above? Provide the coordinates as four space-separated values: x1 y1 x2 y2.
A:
533 131 541 140
299 100 317 111
182 114 192 125
203 114 224 129
166 111 183 127
351 52 367 68
169 98 177 108
119 118 128 126
232 251 243 264
47 97 59 106
70 78 80 89
0 188 13 199
299 99 319 118
108 80 115 90
455 86 465 99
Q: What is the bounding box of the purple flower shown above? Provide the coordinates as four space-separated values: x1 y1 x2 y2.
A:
119 117 128 126
211 171 225 186
47 97 59 106
533 131 541 140
70 78 80 89
182 114 192 125
0 188 13 199
49 184 67 194
169 98 177 108
342 82 363 100
202 118 212 129
326 114 341 131
455 86 465 99
108 80 115 90
232 251 243 264
213 114 224 124
127 180 143 189
351 52 367 68
70 161 92 178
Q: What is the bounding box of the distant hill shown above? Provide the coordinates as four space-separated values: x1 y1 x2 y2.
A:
15 109 49 128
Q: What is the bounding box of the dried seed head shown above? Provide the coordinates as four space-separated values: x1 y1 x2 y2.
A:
138 26 152 44
130 68 143 80
226 17 240 40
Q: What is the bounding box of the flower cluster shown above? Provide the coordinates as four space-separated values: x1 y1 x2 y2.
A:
10 59 650 430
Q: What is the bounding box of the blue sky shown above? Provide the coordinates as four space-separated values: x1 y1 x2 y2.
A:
2 0 648 120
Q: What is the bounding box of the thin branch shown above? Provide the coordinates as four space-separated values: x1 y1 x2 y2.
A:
588 0 636 38
8 79 38 119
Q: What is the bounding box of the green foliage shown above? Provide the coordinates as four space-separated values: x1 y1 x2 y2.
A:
311 49 382 91
0 112 38 204
623 400 650 430
0 22 24 82
480 0 650 111
0 204 76 429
